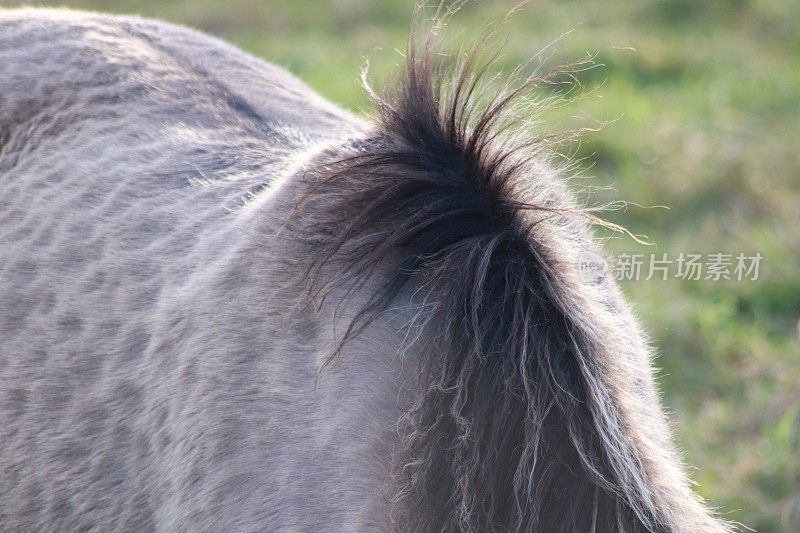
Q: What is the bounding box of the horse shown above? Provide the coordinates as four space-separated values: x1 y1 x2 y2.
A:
0 8 731 532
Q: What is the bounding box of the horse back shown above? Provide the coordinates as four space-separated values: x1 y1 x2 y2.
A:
0 9 380 531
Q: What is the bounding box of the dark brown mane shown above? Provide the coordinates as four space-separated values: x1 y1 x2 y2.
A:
295 19 729 533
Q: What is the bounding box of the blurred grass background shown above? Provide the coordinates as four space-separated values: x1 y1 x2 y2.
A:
2 0 798 530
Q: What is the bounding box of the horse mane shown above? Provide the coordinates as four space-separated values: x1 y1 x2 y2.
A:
294 21 731 533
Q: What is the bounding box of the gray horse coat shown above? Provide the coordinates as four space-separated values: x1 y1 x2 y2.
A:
0 8 729 532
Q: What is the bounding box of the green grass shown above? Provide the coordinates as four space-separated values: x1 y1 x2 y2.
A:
5 0 799 530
